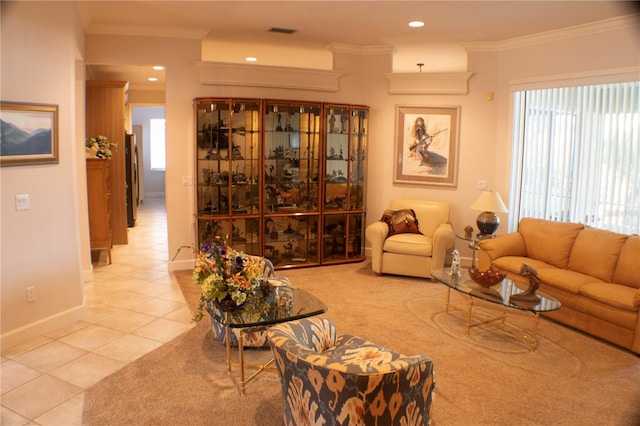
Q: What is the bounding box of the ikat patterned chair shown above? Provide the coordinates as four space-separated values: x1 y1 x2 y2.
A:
267 317 436 425
205 256 286 348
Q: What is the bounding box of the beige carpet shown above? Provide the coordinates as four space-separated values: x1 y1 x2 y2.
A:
83 261 640 425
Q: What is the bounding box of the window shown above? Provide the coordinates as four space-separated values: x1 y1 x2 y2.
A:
510 82 639 234
150 118 166 171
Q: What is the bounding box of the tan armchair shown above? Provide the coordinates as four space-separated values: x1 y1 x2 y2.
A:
366 199 455 278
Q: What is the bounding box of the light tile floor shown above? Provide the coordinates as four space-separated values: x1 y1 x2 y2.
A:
1 197 193 425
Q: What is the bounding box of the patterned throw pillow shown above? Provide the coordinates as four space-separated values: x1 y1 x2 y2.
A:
380 209 423 236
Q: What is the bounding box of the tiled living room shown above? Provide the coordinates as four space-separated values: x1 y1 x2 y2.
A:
2 2 639 425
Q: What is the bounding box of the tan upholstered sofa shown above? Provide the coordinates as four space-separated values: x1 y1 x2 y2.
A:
366 199 455 279
478 218 640 354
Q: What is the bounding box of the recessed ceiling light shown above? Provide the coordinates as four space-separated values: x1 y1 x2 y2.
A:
148 77 158 82
245 57 257 62
152 65 164 71
408 21 424 28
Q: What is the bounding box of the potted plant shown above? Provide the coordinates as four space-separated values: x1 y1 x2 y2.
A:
86 135 117 159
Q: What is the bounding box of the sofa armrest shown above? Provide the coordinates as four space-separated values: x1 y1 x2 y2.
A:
478 232 527 261
365 221 389 274
432 222 455 270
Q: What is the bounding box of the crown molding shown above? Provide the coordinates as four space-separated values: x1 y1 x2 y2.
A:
463 14 639 53
327 43 396 56
384 72 473 94
197 61 343 92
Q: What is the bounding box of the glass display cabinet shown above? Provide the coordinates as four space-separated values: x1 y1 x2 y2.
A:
194 98 367 269
195 98 262 255
322 105 368 263
263 101 322 267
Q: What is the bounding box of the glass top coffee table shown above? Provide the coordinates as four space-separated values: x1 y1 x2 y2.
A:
212 287 327 394
431 268 561 351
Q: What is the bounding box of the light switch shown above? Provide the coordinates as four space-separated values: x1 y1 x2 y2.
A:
477 180 487 190
15 194 30 211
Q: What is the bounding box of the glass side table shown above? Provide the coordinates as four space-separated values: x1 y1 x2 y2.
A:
456 233 494 268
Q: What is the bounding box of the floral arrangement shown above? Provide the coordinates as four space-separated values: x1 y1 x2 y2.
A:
192 241 270 322
86 135 117 159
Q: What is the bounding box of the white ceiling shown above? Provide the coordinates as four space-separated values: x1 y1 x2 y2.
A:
81 1 639 92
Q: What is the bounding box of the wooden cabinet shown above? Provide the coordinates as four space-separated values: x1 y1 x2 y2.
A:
86 80 128 245
86 159 112 263
194 98 368 269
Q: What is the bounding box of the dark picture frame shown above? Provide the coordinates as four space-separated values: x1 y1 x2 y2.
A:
1 101 59 166
394 105 460 187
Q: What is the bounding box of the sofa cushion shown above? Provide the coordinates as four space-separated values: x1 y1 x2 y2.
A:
535 268 604 295
612 235 640 289
380 209 422 236
518 218 584 269
580 282 639 312
492 256 552 276
568 227 627 283
383 233 432 256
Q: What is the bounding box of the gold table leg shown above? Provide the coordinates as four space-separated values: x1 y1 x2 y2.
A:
238 331 246 395
222 326 278 396
444 292 542 351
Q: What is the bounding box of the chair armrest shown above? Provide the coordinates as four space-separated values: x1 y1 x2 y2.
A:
432 222 455 270
634 289 640 308
478 232 527 261
365 221 389 274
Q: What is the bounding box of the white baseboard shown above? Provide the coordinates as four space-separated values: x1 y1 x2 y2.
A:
144 192 165 199
169 258 196 272
1 297 88 351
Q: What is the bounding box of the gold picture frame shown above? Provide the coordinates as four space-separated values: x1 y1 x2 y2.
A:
394 105 460 187
0 101 59 166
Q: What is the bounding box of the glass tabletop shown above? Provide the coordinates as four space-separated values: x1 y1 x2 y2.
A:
430 268 561 313
213 287 327 329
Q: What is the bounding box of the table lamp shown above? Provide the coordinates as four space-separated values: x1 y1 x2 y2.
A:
470 190 508 238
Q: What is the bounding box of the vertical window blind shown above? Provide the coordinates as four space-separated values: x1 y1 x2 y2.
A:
510 82 639 234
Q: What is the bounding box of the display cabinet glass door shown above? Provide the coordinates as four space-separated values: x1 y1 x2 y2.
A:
263 101 321 268
350 107 368 211
324 106 349 211
196 99 262 254
322 213 365 262
263 215 319 267
229 100 261 217
322 105 367 263
264 102 321 214
197 100 231 219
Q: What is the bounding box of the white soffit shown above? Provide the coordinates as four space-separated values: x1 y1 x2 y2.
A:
201 39 333 70
197 62 343 92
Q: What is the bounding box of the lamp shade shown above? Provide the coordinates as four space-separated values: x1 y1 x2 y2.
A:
470 191 508 237
470 191 508 213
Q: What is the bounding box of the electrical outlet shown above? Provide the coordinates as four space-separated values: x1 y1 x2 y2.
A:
16 194 30 211
477 180 487 190
26 286 36 303
182 176 193 186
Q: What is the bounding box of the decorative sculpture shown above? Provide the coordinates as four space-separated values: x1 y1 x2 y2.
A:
449 249 462 278
510 263 541 304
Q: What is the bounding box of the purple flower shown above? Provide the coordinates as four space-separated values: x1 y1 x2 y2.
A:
232 256 244 273
201 243 211 253
219 245 227 256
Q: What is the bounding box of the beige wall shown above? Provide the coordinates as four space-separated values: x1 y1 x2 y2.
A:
1 1 87 348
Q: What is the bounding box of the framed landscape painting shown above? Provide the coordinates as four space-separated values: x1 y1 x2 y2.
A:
0 102 59 166
394 105 460 187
